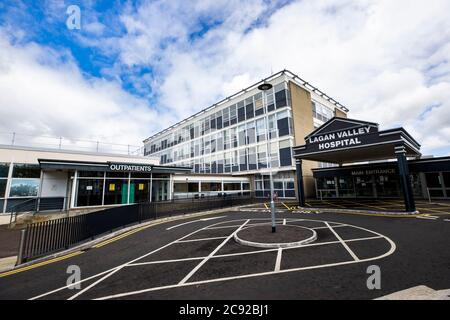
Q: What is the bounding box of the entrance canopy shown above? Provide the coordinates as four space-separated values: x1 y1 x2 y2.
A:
293 117 422 213
293 117 421 164
38 159 192 174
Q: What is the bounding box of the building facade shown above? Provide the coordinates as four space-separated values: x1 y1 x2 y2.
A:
143 70 349 199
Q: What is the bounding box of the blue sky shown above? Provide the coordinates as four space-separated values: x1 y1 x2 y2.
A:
0 0 449 155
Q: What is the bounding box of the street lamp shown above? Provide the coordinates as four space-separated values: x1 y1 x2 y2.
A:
257 82 276 233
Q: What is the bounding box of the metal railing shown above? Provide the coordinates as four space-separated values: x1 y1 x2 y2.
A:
0 131 145 156
9 197 67 226
17 194 263 263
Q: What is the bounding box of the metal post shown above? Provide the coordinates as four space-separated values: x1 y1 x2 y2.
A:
16 229 26 266
259 82 276 233
11 132 16 145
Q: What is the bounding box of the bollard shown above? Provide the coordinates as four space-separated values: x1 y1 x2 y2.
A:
16 229 26 266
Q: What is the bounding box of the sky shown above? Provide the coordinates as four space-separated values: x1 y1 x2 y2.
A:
0 0 449 156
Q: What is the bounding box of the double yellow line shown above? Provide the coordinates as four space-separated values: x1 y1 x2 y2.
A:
0 251 83 278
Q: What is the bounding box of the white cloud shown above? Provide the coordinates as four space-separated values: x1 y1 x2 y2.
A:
0 29 173 152
1 0 449 157
110 0 450 155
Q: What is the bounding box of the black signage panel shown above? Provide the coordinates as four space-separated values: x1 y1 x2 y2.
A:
306 125 379 152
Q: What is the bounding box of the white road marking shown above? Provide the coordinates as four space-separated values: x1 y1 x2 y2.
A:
31 217 395 300
444 219 450 222
311 224 348 230
30 217 229 300
274 248 282 272
166 216 226 230
176 236 228 243
416 216 438 220
283 219 286 225
178 220 250 285
324 222 360 261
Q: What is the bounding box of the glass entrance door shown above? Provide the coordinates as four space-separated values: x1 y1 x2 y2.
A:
354 175 374 197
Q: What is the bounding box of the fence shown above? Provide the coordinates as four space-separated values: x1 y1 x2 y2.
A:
0 131 144 156
18 194 262 263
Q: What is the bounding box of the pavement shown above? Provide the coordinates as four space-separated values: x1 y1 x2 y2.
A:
0 202 449 300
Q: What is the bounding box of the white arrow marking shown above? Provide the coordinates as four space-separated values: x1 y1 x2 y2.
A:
166 216 226 230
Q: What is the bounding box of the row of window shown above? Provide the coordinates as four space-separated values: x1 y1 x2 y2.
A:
153 109 293 165
0 163 41 199
145 82 290 155
254 172 296 198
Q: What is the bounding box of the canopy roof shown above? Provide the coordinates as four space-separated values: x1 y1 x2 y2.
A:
294 117 421 164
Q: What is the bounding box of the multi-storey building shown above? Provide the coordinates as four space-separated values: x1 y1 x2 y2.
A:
143 70 349 199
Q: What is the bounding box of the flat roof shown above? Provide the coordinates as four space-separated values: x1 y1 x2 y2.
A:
143 69 350 143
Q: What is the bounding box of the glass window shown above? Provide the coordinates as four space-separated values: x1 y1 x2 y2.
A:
131 180 150 203
237 101 245 122
9 179 40 197
104 179 129 205
238 124 246 146
229 104 237 125
254 93 264 116
248 147 257 170
266 90 275 112
201 182 222 192
257 145 268 169
0 163 9 178
231 127 238 148
245 97 254 120
12 164 40 178
256 118 266 142
0 179 6 198
239 149 247 171
223 108 230 127
246 121 256 144
224 183 241 191
76 179 104 206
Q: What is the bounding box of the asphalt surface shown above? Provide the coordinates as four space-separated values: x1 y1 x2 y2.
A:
0 205 449 300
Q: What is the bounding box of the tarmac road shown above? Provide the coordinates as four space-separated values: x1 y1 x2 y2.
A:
0 208 449 300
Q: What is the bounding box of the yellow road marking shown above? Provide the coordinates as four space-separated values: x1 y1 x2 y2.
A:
321 200 348 209
0 251 83 278
263 203 269 209
281 202 292 211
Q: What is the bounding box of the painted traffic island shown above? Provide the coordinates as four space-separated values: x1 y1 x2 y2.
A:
234 224 317 249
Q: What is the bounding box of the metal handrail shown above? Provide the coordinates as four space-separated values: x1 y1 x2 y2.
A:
9 196 68 226
9 198 39 226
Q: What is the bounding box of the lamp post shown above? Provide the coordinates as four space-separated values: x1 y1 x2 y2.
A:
257 82 276 233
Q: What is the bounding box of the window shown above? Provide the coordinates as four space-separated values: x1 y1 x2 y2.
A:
0 163 9 178
270 142 279 168
238 124 246 146
230 105 237 125
257 145 268 169
277 110 290 137
279 139 292 167
76 179 104 207
256 118 266 142
245 97 254 120
237 101 245 122
248 147 257 170
266 89 275 112
246 121 256 144
274 83 288 109
224 152 232 173
12 164 40 178
239 149 248 171
216 111 223 130
104 179 129 205
231 127 238 148
312 101 333 122
223 108 230 127
268 114 277 139
254 93 264 116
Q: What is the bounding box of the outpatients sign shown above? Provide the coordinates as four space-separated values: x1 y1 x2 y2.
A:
308 126 375 151
108 163 152 172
